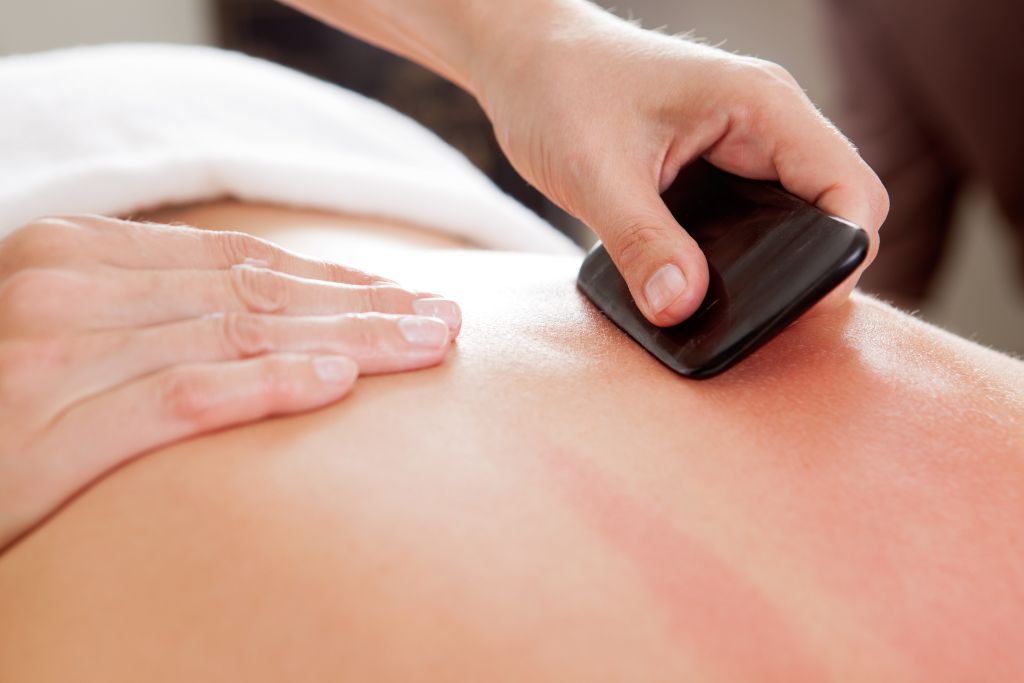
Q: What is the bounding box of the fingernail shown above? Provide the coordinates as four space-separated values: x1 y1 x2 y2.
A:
313 356 358 384
413 297 462 330
399 316 450 348
644 264 687 314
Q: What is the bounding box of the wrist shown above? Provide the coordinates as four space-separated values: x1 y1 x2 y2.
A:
466 0 606 110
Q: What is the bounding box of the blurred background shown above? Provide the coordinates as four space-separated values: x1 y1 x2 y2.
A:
3 0 1022 354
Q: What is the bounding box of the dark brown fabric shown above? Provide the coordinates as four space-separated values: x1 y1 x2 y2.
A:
823 0 1024 306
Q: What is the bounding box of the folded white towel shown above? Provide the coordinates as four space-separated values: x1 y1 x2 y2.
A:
0 43 581 254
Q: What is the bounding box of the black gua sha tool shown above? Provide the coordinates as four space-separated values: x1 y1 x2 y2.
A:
577 159 869 379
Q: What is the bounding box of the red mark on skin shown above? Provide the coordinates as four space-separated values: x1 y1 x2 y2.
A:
539 447 825 682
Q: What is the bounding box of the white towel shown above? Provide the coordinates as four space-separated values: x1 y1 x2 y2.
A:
0 43 581 255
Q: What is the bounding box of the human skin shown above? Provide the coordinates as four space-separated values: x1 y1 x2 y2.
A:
0 202 1020 681
284 0 889 325
0 213 463 551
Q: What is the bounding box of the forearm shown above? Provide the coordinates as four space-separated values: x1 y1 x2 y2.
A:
279 0 597 97
282 0 889 329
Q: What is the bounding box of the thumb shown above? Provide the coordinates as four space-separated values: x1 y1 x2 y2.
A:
587 180 710 326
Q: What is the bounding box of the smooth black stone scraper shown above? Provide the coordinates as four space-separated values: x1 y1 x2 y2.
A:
577 159 869 379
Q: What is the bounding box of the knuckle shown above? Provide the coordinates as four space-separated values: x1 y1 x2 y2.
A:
730 60 804 127
5 217 86 265
63 214 125 231
321 260 353 284
257 356 301 400
220 313 271 358
157 369 213 427
25 215 85 234
365 284 409 313
746 58 799 88
215 231 276 267
157 357 302 430
611 220 667 271
230 266 289 313
320 260 381 286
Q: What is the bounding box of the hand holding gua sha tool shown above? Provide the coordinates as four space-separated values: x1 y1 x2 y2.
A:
577 159 869 379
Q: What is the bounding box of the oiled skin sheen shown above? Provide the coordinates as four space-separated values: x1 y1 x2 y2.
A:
0 203 1021 682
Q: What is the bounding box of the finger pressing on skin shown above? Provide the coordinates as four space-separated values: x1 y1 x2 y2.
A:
65 265 461 333
587 178 710 326
78 215 393 286
54 313 453 407
41 353 358 495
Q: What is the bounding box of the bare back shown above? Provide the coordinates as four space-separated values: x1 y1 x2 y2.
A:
1 203 1021 681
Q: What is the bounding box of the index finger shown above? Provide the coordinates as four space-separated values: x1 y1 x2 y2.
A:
761 97 889 251
745 95 889 310
779 130 888 240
